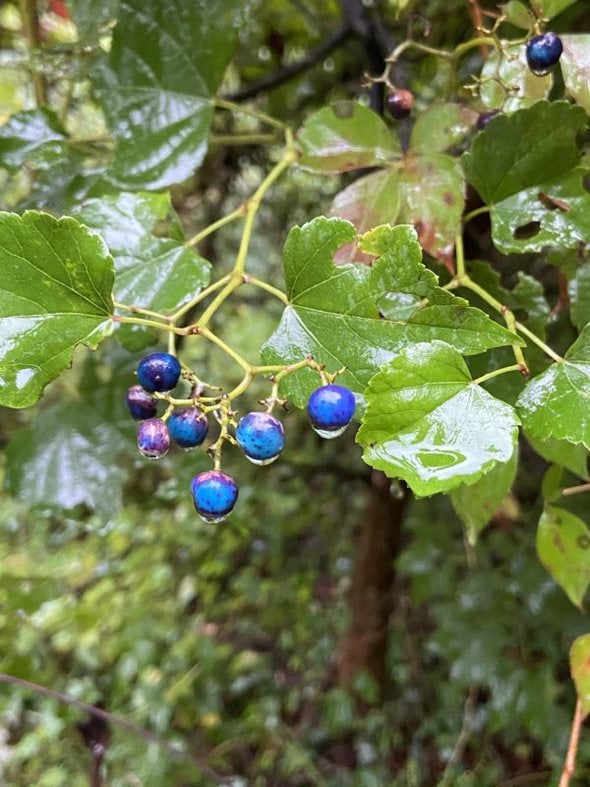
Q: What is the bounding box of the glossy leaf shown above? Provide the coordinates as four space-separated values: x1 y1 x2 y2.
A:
479 45 551 112
261 220 521 406
68 0 118 44
74 192 210 311
569 262 590 332
533 0 579 19
450 447 518 544
0 108 66 171
463 101 585 204
491 168 590 254
409 103 478 154
516 326 590 449
297 102 400 173
357 341 520 496
570 634 590 718
93 0 244 189
5 401 128 519
536 505 590 609
560 36 590 113
526 432 589 480
0 211 114 408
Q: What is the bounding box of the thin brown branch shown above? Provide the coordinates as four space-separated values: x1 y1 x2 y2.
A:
466 0 489 60
226 24 353 101
559 699 585 787
0 673 230 785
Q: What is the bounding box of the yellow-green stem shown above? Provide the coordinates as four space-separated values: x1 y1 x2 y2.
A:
171 274 232 323
562 482 590 497
209 133 280 146
113 314 185 335
193 326 250 371
113 301 169 320
463 205 491 224
243 275 288 304
185 209 245 249
214 97 287 130
472 364 522 386
515 320 564 363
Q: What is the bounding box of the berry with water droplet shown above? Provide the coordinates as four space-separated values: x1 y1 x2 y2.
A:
236 411 285 465
126 385 158 420
386 89 414 120
137 352 181 393
526 32 563 76
307 384 356 439
137 418 170 459
168 407 208 449
191 470 238 523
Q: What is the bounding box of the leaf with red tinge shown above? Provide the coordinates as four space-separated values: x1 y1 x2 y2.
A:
536 505 590 609
298 102 401 173
570 633 590 718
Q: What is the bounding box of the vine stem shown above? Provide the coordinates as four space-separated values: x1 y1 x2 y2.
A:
214 97 287 130
559 699 585 787
19 0 46 106
0 673 229 784
209 133 280 146
185 210 245 250
463 205 490 224
112 315 185 335
472 363 522 385
171 275 232 323
562 482 590 497
189 326 250 371
242 274 289 304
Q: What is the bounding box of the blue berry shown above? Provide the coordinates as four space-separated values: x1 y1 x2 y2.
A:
137 418 170 459
137 352 181 393
526 32 563 76
235 411 285 465
307 384 356 439
191 470 238 523
126 385 157 420
168 407 208 449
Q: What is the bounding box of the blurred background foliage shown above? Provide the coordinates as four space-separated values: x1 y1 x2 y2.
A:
1 0 590 784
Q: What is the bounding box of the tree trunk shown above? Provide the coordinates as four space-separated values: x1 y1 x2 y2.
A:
337 470 407 692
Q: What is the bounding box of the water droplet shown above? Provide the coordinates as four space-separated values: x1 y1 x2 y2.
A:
198 513 227 524
245 453 280 466
312 425 348 439
531 66 550 76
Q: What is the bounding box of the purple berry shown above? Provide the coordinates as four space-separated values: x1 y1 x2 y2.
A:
168 407 208 449
126 385 158 420
137 352 181 393
137 418 170 459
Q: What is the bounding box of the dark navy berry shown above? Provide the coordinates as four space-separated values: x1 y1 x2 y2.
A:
137 352 181 393
126 385 157 420
526 32 563 76
168 407 208 449
386 89 414 120
137 418 170 459
191 470 238 523
235 411 285 465
307 384 356 439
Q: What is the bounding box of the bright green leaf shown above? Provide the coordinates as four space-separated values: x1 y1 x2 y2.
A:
516 326 590 449
499 1 534 29
527 432 589 480
536 505 590 609
0 108 67 171
532 0 579 19
569 262 590 332
479 45 552 112
560 35 590 113
68 0 118 44
0 211 114 408
463 101 585 204
570 633 590 717
297 102 400 173
409 103 478 154
357 341 520 496
491 168 590 254
261 220 521 406
450 447 518 544
93 0 244 189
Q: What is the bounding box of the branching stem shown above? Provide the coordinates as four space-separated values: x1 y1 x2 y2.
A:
559 699 585 787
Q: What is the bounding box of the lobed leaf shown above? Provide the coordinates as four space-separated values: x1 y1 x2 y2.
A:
0 211 114 408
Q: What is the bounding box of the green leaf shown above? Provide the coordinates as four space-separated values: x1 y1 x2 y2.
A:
297 102 400 173
560 36 590 113
532 0 579 19
5 401 128 519
450 447 518 544
261 220 521 406
491 168 590 254
570 633 590 718
357 341 520 496
74 191 210 311
68 0 118 44
479 45 552 112
499 1 534 29
0 211 114 408
536 505 590 609
569 262 590 332
527 432 589 480
93 0 244 189
409 103 478 154
0 108 67 171
463 101 585 204
516 326 590 449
